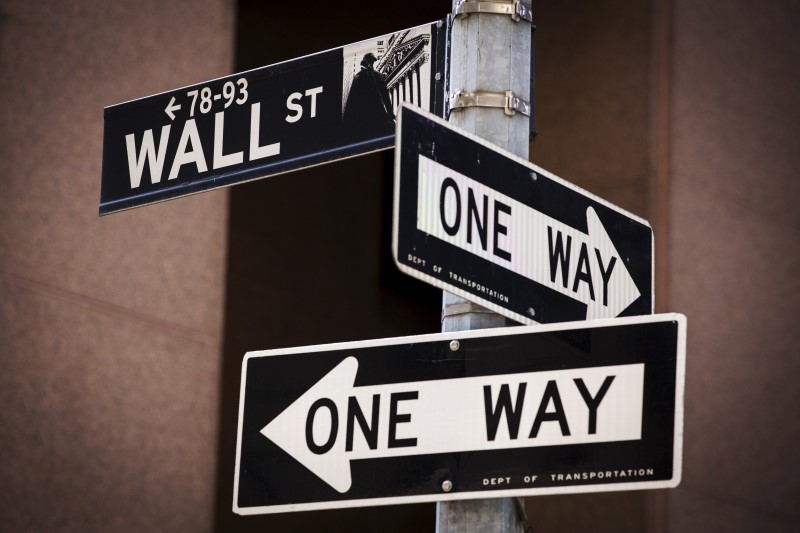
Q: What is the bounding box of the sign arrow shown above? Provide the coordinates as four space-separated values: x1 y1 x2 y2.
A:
416 155 640 319
164 96 181 121
262 355 645 493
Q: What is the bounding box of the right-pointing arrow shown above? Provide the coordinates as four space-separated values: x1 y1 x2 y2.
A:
583 206 641 319
262 356 645 493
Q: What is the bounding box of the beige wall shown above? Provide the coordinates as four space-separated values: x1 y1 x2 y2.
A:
0 1 232 531
666 1 800 530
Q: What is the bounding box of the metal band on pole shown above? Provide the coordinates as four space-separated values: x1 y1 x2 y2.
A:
449 90 531 117
453 0 533 23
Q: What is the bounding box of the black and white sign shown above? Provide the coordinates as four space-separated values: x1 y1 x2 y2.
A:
233 313 685 514
100 21 447 214
392 105 653 325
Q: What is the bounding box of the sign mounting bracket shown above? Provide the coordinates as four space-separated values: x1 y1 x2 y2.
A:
449 90 531 117
453 0 534 24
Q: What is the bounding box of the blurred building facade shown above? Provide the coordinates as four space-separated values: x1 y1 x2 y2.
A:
1 0 797 531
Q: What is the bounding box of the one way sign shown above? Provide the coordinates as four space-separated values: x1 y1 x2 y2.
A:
233 314 685 514
393 105 653 325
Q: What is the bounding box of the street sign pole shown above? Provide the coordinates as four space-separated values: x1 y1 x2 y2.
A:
439 1 532 531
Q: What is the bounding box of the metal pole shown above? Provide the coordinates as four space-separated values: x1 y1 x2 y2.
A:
438 1 532 532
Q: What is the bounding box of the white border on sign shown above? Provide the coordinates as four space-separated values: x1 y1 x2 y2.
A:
391 103 655 326
232 313 686 515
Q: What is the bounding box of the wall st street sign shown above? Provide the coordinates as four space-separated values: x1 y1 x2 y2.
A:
100 21 447 214
233 313 685 514
393 104 654 325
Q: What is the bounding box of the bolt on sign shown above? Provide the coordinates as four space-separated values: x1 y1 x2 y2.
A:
100 20 447 214
233 313 685 514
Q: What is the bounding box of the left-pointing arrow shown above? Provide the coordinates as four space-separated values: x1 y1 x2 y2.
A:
262 357 359 493
164 96 181 121
261 356 644 493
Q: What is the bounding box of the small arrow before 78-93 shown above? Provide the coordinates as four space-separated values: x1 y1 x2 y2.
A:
164 96 181 121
